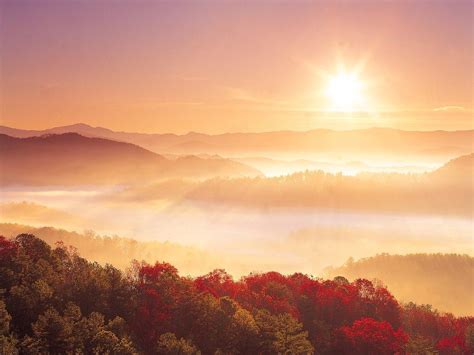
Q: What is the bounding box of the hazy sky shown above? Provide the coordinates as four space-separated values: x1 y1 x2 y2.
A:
1 0 472 133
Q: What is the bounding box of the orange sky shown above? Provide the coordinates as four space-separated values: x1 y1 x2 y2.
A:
1 1 472 133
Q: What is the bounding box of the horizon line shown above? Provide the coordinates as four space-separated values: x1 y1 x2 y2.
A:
1 122 474 136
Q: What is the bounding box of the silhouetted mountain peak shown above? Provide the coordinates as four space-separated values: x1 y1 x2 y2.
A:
430 153 473 182
0 133 261 185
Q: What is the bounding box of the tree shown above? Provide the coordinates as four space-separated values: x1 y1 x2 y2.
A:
336 317 408 355
237 272 299 318
0 335 18 355
132 261 190 351
353 279 401 328
465 324 474 353
156 333 200 354
1 233 473 355
0 300 18 354
437 335 466 355
114 337 139 355
194 269 237 298
404 335 437 354
92 330 120 354
30 307 74 353
255 309 314 354
333 276 350 286
227 303 259 353
175 292 222 353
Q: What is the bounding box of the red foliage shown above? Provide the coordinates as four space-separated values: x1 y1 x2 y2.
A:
133 261 184 351
312 280 358 325
0 236 17 259
296 277 401 329
353 279 401 327
5 233 473 354
194 269 237 298
236 271 300 318
138 261 179 284
122 263 471 354
437 335 467 354
337 317 408 355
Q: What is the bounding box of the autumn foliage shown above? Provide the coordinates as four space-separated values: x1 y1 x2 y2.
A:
0 234 473 354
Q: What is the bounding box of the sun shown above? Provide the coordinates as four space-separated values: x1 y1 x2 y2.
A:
325 72 365 112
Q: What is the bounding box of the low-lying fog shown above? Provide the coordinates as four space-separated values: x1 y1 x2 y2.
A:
1 185 471 277
233 156 442 177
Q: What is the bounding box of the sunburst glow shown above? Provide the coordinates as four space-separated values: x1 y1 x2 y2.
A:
325 72 365 112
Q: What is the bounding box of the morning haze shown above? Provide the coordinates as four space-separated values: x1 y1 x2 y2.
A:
0 1 473 354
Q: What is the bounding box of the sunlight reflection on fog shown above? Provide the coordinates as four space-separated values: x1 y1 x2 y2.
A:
1 186 471 277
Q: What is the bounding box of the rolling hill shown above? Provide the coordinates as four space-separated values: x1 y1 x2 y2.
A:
1 222 471 316
430 153 473 185
1 124 472 159
182 153 473 216
326 253 474 316
0 133 261 186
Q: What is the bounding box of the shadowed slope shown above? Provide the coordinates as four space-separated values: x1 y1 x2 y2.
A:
326 253 474 316
0 133 261 186
1 124 472 158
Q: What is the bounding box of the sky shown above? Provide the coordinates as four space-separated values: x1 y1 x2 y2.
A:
1 0 472 133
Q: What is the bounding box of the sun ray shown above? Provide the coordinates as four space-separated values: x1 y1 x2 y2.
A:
325 70 365 112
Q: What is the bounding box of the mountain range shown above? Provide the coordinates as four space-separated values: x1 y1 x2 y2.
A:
0 133 261 186
1 123 472 158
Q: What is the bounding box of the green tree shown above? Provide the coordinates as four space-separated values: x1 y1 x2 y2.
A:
92 330 120 354
156 332 200 354
405 335 437 354
106 316 129 339
114 336 139 355
0 300 18 354
465 324 474 353
0 300 12 336
255 309 314 354
30 307 74 353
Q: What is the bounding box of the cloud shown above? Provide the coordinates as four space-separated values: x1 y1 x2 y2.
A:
151 101 204 106
433 106 468 112
180 76 209 82
223 87 308 111
224 87 286 105
134 97 204 106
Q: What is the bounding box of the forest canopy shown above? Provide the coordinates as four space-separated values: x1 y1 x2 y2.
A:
1 234 473 354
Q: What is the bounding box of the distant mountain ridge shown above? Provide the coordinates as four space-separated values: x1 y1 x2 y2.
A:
430 153 473 183
1 123 472 158
181 153 473 216
0 133 261 186
326 253 474 315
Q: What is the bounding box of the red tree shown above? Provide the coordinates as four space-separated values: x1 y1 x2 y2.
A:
236 272 300 318
437 335 467 354
194 269 237 298
132 261 189 352
0 236 17 259
336 317 408 355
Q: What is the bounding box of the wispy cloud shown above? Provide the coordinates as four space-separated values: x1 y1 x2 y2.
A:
151 101 204 106
432 106 468 112
224 87 298 108
180 76 209 82
131 98 204 108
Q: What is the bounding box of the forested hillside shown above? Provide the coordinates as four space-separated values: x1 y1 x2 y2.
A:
1 234 473 354
326 254 474 316
0 223 219 276
1 223 472 316
184 155 473 216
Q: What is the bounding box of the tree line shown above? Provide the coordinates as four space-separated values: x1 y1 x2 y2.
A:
0 234 473 354
326 253 474 316
185 169 472 216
